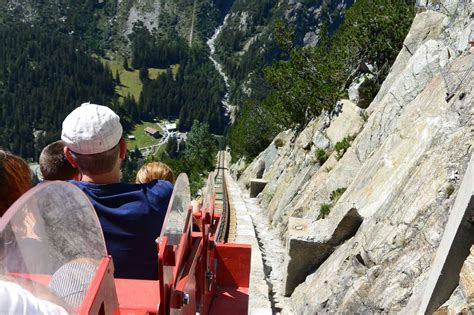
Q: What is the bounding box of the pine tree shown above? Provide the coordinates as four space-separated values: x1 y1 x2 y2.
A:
115 70 121 85
123 58 130 71
139 67 149 82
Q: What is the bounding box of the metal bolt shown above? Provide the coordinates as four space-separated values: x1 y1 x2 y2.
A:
206 271 214 280
207 271 214 291
182 293 190 305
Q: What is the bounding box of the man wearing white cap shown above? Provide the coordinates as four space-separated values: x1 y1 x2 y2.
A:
61 102 173 280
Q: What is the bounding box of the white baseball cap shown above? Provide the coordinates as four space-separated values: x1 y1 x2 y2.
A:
61 102 123 155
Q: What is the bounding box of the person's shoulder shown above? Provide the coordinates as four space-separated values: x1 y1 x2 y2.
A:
68 180 123 189
68 180 85 186
149 180 173 191
67 180 101 191
146 180 173 195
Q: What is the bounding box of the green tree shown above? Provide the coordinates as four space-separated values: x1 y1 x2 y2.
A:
115 70 121 85
121 147 143 183
123 58 130 71
184 120 218 172
139 67 149 82
274 19 295 53
262 0 415 129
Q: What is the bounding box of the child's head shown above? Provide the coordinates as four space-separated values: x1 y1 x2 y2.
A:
136 162 174 184
39 140 80 181
0 149 32 215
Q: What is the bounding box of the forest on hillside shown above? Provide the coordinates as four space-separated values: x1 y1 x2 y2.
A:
228 0 416 158
0 21 116 159
0 0 416 170
130 23 228 134
0 0 230 161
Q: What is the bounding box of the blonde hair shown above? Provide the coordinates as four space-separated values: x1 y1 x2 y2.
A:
136 162 174 184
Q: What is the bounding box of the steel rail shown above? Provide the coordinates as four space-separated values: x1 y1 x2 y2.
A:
214 151 232 242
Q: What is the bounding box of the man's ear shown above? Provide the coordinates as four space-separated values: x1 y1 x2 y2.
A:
119 138 127 160
64 147 79 168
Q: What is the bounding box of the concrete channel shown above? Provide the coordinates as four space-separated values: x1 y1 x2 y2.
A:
213 150 289 315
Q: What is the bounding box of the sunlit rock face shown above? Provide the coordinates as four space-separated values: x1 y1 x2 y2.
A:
237 0 474 313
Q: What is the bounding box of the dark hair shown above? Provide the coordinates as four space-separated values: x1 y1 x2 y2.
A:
39 140 79 180
70 140 121 176
0 150 32 216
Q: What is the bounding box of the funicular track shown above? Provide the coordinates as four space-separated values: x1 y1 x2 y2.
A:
212 150 236 243
0 157 253 314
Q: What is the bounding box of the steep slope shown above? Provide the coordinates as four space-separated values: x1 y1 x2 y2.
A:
214 0 354 106
0 0 229 158
111 0 226 52
0 0 225 54
236 0 473 312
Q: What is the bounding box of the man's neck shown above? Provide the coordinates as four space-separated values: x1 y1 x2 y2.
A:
80 171 121 184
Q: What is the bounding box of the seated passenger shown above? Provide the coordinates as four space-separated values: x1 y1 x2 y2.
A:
136 161 174 184
136 162 205 231
0 150 32 216
61 103 173 280
39 140 80 181
136 162 203 220
0 280 69 315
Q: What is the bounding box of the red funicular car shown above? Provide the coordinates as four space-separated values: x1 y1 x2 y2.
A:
0 174 251 314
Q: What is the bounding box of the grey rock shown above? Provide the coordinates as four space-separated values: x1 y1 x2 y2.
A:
234 2 474 313
348 73 375 104
288 53 473 314
326 99 364 145
250 179 268 198
296 121 315 150
256 160 265 179
370 10 447 110
230 157 247 180
303 31 319 47
283 208 363 296
416 155 474 313
312 131 330 150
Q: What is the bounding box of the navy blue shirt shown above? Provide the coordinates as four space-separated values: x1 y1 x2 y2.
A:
70 180 173 280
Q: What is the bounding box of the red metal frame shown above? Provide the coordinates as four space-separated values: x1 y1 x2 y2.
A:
79 257 119 315
114 279 160 313
37 198 251 315
150 199 252 315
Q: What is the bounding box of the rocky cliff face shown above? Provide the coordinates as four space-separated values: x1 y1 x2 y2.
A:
236 1 473 313
213 0 354 105
101 0 224 53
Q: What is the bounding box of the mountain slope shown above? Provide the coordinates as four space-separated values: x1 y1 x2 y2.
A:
236 0 473 312
213 0 354 106
0 0 229 54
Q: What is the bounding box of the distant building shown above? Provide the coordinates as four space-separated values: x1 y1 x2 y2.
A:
144 127 161 138
165 123 177 132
